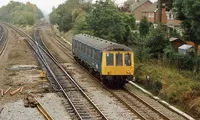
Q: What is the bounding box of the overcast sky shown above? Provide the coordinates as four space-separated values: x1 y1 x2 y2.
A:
0 0 157 14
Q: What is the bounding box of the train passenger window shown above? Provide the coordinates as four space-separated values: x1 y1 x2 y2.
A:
92 50 95 59
81 43 83 51
90 48 93 57
79 43 81 50
116 53 123 66
125 53 131 66
75 42 78 48
76 42 78 49
74 41 77 48
106 53 114 66
84 45 86 53
87 47 90 55
94 50 97 60
89 48 92 57
94 50 100 60
77 42 80 49
96 52 99 60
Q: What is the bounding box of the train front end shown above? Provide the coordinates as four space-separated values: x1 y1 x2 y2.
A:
101 51 134 87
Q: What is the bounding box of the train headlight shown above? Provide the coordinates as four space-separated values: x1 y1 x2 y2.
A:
108 70 111 75
126 70 131 75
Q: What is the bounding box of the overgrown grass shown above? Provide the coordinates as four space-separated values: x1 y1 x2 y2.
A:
52 25 74 43
135 60 200 118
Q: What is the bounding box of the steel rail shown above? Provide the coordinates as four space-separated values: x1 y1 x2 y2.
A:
124 88 171 119
0 24 4 41
110 89 170 120
0 23 8 56
34 97 54 120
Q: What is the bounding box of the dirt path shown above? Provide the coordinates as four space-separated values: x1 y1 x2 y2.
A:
0 27 41 105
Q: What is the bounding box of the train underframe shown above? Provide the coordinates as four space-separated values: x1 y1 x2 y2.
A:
100 75 131 88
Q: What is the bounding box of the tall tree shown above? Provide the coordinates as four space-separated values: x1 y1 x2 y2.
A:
49 0 80 31
146 28 169 58
0 1 43 25
86 0 135 44
139 16 150 37
174 0 200 54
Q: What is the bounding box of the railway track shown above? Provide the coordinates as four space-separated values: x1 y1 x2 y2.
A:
33 28 108 120
4 22 191 120
4 23 108 120
110 89 170 120
43 28 190 120
0 23 8 56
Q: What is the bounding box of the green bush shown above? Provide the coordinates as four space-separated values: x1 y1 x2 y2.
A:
145 28 169 59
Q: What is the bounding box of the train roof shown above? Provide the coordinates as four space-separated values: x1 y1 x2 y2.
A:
73 34 132 51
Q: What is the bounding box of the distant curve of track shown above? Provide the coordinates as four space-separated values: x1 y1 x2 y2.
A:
0 23 8 56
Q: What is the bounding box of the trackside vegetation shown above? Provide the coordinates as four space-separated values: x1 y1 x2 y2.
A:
0 1 43 25
50 0 200 118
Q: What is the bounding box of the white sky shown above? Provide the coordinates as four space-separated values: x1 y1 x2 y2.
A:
0 0 157 14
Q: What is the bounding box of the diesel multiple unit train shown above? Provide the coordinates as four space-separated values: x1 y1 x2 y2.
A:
72 34 134 87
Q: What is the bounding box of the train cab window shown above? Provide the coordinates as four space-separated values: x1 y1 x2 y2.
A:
116 53 123 66
106 53 114 66
125 53 131 66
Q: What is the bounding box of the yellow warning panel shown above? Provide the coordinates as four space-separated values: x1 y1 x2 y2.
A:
40 70 46 78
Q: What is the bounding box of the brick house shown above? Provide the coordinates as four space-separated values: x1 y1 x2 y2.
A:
142 2 167 24
165 10 182 36
129 0 152 23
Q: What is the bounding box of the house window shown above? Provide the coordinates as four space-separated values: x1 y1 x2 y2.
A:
149 13 154 18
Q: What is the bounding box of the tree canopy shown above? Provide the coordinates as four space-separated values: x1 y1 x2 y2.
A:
173 0 200 54
139 16 150 37
49 0 82 32
85 0 135 44
0 1 43 25
50 0 136 45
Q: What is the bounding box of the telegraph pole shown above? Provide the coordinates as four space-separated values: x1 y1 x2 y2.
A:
158 0 162 28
